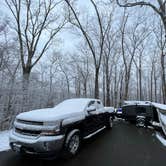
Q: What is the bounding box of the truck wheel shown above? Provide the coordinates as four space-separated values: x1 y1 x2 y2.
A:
106 116 113 129
136 116 145 127
64 129 81 158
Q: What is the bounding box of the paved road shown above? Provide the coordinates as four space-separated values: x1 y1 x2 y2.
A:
1 120 166 166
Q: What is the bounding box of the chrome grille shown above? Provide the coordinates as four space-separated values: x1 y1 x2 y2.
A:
15 128 41 137
17 119 43 126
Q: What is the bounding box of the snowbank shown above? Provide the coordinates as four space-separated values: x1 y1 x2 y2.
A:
156 132 166 146
0 130 10 152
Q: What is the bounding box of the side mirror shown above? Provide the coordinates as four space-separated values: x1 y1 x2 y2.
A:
86 105 96 114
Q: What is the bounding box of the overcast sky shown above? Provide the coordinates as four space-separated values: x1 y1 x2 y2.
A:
0 0 155 64
0 0 96 54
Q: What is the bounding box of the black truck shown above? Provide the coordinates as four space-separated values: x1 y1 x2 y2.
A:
10 98 114 158
122 101 159 127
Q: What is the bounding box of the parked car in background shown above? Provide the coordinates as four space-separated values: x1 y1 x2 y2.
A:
9 98 114 158
122 101 159 127
104 107 115 115
115 108 123 118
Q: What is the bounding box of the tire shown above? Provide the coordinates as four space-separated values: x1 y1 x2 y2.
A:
106 116 113 129
63 129 81 158
136 116 145 127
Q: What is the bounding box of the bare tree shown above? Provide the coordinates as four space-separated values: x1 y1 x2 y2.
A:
120 9 150 100
154 21 166 103
103 30 118 106
0 19 20 129
65 0 110 99
58 55 72 98
5 0 66 111
116 0 166 102
116 0 166 34
71 52 91 97
47 53 59 106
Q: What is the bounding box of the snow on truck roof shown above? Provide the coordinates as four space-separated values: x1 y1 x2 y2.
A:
124 100 151 106
124 100 166 111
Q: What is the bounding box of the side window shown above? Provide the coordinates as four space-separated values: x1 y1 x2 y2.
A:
88 101 95 107
97 101 101 104
136 107 146 114
96 100 102 109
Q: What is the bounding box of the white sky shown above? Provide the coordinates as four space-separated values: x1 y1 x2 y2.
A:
0 0 157 63
0 0 94 54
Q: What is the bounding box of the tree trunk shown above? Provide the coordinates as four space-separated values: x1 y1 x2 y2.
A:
102 67 106 106
106 65 110 106
138 55 142 100
124 73 129 100
94 67 99 99
150 69 153 101
161 54 166 103
119 73 124 107
83 81 87 97
136 70 139 99
154 71 157 102
22 68 31 112
106 82 110 106
139 68 142 100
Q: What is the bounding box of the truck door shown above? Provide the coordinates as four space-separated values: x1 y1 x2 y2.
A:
95 100 107 127
83 100 100 136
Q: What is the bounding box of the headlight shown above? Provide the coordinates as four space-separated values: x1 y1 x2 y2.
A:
44 120 62 127
41 120 61 136
43 121 58 126
40 130 58 136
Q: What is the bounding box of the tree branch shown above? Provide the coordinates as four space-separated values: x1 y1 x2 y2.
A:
116 0 162 16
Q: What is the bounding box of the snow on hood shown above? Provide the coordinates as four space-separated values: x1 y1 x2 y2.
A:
17 98 92 122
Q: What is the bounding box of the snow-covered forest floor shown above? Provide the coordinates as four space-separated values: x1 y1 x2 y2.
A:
0 130 10 152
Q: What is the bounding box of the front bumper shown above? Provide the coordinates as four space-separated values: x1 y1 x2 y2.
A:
9 130 65 157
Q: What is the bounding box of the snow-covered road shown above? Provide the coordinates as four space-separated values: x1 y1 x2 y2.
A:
0 130 10 152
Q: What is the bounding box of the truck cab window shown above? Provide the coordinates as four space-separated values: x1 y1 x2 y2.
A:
137 107 146 114
88 101 95 107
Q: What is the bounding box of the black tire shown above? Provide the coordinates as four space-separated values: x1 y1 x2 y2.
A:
136 116 145 127
106 116 113 129
63 130 81 158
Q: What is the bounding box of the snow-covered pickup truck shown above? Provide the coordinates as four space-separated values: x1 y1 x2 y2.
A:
9 98 114 158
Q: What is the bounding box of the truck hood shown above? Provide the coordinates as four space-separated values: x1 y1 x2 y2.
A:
17 108 85 122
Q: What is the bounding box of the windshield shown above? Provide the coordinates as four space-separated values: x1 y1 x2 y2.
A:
54 99 90 113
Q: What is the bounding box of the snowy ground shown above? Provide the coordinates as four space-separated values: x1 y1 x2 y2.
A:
0 130 10 152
